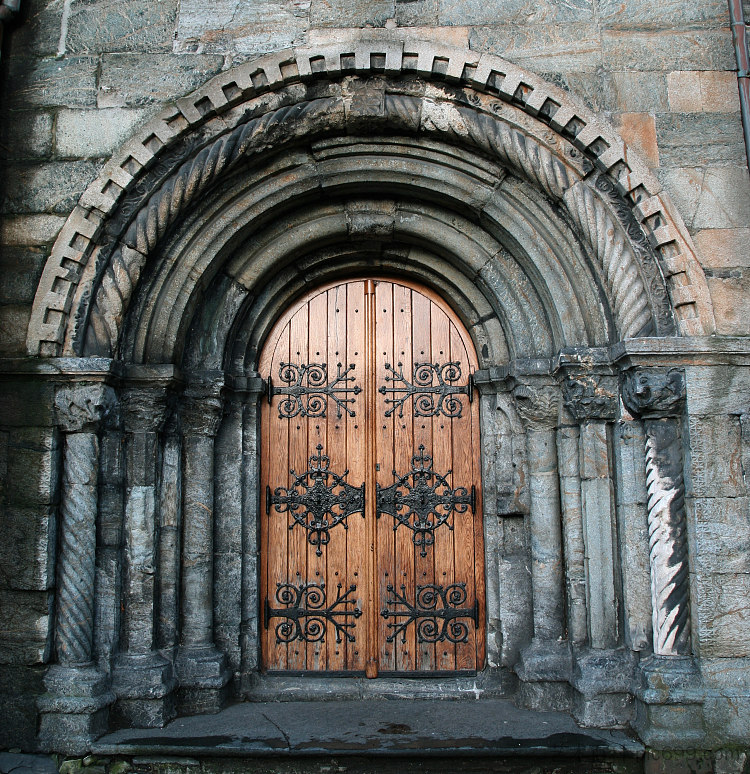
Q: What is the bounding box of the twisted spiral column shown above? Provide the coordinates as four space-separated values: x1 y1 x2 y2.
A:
622 368 691 656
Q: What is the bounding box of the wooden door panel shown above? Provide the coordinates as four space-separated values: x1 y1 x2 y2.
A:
260 279 484 675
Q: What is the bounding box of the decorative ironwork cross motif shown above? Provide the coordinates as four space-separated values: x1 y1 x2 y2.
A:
381 583 478 643
379 361 471 418
264 582 362 644
268 362 361 419
267 444 365 555
376 445 475 556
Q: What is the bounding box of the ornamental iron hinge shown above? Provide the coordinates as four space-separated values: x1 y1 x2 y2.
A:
376 444 475 556
268 362 361 418
381 583 479 643
266 444 365 555
264 582 362 644
379 361 473 418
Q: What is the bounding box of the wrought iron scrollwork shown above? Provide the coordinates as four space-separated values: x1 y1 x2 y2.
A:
267 444 365 555
268 362 361 419
376 445 475 556
264 582 362 644
379 361 472 418
381 583 478 643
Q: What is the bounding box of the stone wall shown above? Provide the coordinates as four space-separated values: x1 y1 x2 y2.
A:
0 0 749 754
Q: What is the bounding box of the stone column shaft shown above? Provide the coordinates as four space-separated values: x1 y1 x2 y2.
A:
158 427 182 652
175 380 230 714
622 368 691 656
556 424 587 645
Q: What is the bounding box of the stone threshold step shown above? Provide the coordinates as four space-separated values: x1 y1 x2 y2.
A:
93 698 644 760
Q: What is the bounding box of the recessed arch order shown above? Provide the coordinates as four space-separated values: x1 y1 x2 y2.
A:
26 37 715 369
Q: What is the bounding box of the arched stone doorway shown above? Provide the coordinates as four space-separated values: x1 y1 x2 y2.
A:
29 39 711 752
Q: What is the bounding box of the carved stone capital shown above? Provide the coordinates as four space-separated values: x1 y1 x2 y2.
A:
514 384 560 430
562 373 618 423
55 384 117 434
121 386 171 433
621 368 685 419
181 382 224 437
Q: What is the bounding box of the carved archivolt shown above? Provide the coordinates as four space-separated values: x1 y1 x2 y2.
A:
27 40 714 358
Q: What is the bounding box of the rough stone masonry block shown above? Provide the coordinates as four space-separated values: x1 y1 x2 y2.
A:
98 53 225 108
310 0 394 28
176 0 309 56
707 275 750 336
598 0 727 29
0 506 56 591
0 589 52 664
687 497 750 576
606 71 668 113
55 107 153 158
668 71 741 114
684 365 750 418
2 56 98 109
658 167 750 231
0 111 53 159
5 428 60 510
0 214 66 247
66 0 179 54
694 572 750 657
0 246 46 305
685 414 744 499
601 30 735 72
469 23 602 73
0 306 32 357
1 161 101 215
0 665 45 749
439 0 594 26
694 228 750 270
656 113 746 168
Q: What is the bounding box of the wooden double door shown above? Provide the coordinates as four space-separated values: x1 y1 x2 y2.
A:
259 278 485 676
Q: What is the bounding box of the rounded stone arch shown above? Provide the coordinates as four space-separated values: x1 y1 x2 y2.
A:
26 38 715 363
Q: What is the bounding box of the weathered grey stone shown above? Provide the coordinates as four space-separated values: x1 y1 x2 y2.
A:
6 0 63 57
601 29 735 71
98 54 224 108
0 506 56 592
310 0 394 27
688 497 750 576
0 111 53 159
668 70 741 114
5 427 60 508
706 275 750 335
396 0 438 27
606 71 669 113
684 364 750 417
0 666 45 750
0 214 66 247
176 0 309 55
66 0 178 54
598 0 727 29
694 573 750 657
0 753 58 774
0 589 52 663
0 247 46 304
1 161 100 215
3 57 98 109
441 0 594 25
659 167 750 231
0 306 32 356
656 113 746 168
55 108 152 159
685 414 744 499
469 23 602 73
540 70 611 113
694 227 750 270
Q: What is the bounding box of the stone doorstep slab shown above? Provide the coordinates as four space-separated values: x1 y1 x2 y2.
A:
92 699 643 758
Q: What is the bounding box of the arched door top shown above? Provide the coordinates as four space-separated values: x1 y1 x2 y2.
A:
26 37 714 364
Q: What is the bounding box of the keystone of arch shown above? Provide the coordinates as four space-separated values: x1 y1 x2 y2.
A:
27 39 715 358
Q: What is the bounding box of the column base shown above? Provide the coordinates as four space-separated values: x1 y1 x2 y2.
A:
571 648 635 728
515 638 573 713
633 655 706 748
37 664 114 755
111 652 175 728
175 645 231 715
